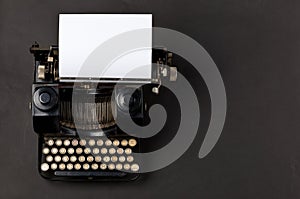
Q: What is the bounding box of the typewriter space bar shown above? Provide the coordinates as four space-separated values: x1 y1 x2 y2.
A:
54 171 126 177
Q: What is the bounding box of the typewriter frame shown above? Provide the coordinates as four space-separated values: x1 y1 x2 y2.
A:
30 43 175 181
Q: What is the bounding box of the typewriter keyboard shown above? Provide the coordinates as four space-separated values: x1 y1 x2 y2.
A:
40 137 140 175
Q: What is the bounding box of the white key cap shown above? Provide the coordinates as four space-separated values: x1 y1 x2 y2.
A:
41 163 49 171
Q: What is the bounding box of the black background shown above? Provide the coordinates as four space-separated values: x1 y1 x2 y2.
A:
1 0 300 198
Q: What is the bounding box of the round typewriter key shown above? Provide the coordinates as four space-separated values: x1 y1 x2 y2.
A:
127 156 134 163
64 140 70 146
47 139 54 146
101 148 107 154
103 156 110 162
91 163 98 170
94 156 101 162
121 139 128 146
117 148 124 155
119 156 126 163
51 148 58 154
83 163 90 170
76 148 83 154
41 163 49 171
79 139 86 146
97 139 103 146
84 148 91 154
70 156 77 162
131 164 139 172
46 155 53 162
111 156 118 162
116 163 122 170
51 163 57 170
59 148 66 154
42 148 50 154
72 139 79 146
78 156 85 162
59 163 65 170
87 156 94 162
123 163 130 170
67 163 73 170
125 148 132 155
100 163 107 170
128 139 137 147
68 148 74 154
62 155 69 162
88 139 95 146
108 163 115 170
74 163 81 170
54 155 61 162
113 140 120 146
55 139 62 146
105 140 112 146
92 148 100 154
109 148 116 154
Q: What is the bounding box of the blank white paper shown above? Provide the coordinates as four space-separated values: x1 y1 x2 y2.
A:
59 14 152 80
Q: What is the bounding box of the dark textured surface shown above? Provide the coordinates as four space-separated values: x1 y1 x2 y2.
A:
1 0 300 198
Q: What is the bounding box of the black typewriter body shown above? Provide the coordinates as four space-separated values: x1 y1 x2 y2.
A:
30 43 174 181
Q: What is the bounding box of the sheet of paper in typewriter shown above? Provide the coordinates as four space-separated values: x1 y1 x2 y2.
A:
59 14 152 80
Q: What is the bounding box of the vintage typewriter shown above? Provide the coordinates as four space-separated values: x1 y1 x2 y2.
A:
30 14 177 181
